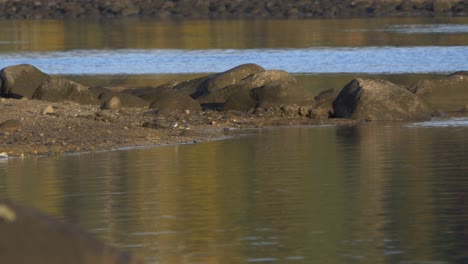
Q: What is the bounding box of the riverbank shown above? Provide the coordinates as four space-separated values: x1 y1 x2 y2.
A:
0 96 355 158
0 0 465 20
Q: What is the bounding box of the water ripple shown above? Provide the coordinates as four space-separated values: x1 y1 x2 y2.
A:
1 46 466 74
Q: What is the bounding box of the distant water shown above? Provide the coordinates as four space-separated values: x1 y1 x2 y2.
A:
1 46 467 75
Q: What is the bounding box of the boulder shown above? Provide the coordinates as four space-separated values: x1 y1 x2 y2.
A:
0 119 21 131
0 64 50 99
92 87 149 108
100 96 122 110
408 74 468 113
211 70 312 111
174 63 264 98
314 88 339 116
0 198 142 264
149 91 202 114
252 81 314 108
333 78 431 121
32 78 100 105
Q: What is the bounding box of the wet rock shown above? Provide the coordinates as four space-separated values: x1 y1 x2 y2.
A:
0 64 50 99
408 74 468 114
0 198 142 264
0 119 21 130
224 88 257 111
333 78 431 121
32 78 100 105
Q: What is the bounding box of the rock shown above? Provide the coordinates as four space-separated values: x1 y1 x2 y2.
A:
0 64 50 99
174 63 264 98
93 88 149 108
333 78 431 121
0 119 21 130
0 198 142 264
408 74 468 113
149 91 202 114
42 105 55 115
224 88 257 111
198 63 265 95
100 96 121 110
32 78 100 105
210 69 312 111
252 80 314 108
314 88 339 116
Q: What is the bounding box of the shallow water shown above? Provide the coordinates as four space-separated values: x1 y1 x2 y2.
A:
1 122 467 263
1 18 468 75
0 17 468 263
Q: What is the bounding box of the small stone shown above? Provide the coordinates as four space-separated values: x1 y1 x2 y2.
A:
0 119 21 131
101 96 121 110
42 105 55 115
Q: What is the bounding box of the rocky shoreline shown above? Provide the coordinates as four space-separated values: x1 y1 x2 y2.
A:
0 63 467 158
0 0 465 20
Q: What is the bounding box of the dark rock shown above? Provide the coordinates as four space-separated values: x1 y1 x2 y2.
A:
93 88 149 108
218 70 312 111
0 64 50 99
333 78 431 121
252 80 314 108
224 88 257 111
32 78 100 105
149 91 202 114
0 198 142 264
408 74 468 113
314 88 339 116
0 119 21 131
174 63 264 99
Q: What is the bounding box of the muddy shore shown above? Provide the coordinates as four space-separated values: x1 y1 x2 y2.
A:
0 96 355 158
0 0 465 20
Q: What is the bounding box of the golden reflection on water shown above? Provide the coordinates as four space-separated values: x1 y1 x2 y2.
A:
1 124 467 263
1 17 467 51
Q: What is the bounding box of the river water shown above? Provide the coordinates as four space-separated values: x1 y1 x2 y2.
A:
1 18 468 263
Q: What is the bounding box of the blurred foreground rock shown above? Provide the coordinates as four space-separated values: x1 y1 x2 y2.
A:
0 198 142 264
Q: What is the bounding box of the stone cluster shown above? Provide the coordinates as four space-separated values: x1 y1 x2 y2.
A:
0 0 464 20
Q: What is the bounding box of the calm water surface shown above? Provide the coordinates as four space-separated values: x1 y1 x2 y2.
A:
0 18 468 263
1 122 467 263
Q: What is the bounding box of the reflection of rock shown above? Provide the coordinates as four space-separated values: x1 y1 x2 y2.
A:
0 198 142 264
408 74 468 114
333 78 431 121
0 64 50 99
33 78 100 105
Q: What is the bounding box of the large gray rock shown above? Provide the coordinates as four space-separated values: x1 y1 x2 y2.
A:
221 70 313 111
174 63 264 98
0 64 50 99
33 78 100 105
0 198 142 264
149 91 202 114
333 78 431 121
408 74 468 113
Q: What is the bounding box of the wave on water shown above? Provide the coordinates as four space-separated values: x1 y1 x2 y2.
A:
0 46 467 75
407 118 468 128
